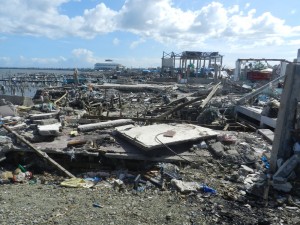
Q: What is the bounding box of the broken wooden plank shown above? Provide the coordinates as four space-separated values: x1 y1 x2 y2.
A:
198 82 221 111
29 111 59 120
54 91 67 106
223 124 229 131
237 75 285 105
2 124 75 178
67 139 88 147
156 96 205 119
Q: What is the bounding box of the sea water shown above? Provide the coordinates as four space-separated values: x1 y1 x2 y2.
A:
0 68 74 97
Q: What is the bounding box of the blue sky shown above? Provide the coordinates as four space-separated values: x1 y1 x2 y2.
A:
0 0 300 68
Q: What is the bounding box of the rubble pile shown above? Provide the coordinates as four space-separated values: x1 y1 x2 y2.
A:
1 77 300 224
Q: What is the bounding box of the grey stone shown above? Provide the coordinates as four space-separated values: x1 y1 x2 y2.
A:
166 213 172 220
239 165 254 175
0 105 16 117
226 149 239 156
171 179 199 193
244 154 256 163
209 142 225 157
230 171 239 182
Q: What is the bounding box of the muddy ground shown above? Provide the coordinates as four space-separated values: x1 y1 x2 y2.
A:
1 132 300 225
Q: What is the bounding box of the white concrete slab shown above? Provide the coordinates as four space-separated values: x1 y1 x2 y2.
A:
261 116 277 128
258 129 274 143
115 123 218 151
235 105 277 129
38 123 62 136
235 105 262 121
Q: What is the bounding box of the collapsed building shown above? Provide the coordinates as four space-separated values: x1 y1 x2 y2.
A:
1 50 300 224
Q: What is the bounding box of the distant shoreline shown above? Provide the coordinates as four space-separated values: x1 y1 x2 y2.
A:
0 67 93 71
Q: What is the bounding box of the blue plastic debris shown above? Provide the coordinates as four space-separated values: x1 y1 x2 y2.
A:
200 184 216 195
261 156 270 169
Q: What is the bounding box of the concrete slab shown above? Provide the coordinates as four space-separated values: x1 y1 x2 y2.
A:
115 123 218 151
261 116 277 128
235 105 262 121
257 129 274 143
235 105 277 129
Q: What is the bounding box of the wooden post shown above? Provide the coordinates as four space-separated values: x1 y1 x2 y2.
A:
118 94 122 108
2 124 75 178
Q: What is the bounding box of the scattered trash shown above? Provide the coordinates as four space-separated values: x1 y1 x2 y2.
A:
92 203 103 208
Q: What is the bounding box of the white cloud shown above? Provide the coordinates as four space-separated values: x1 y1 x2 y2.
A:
287 39 300 45
0 0 299 50
31 56 67 64
113 38 120 45
0 57 11 64
228 5 239 14
72 48 98 64
130 38 145 49
291 10 296 15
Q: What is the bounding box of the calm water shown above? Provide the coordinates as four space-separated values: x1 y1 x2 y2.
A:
0 68 74 97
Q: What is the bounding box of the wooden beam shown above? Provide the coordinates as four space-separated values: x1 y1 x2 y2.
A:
156 96 204 119
198 82 221 111
237 75 285 105
2 124 75 178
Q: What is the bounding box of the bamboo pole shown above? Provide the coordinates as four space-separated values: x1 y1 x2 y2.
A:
2 124 75 178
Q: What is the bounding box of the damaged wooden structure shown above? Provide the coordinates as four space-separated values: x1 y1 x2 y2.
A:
161 51 223 79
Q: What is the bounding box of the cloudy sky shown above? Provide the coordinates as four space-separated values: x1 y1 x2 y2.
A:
0 0 299 68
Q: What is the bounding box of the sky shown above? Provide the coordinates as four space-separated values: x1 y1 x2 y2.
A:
0 0 300 69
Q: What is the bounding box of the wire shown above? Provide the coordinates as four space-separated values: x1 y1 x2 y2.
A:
154 132 197 165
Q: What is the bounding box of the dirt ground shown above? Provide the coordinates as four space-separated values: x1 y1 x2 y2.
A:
0 171 300 225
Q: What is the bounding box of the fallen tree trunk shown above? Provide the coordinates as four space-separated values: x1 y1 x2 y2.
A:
2 124 75 178
77 119 134 132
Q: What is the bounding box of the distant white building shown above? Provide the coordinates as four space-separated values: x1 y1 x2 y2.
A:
94 62 124 70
